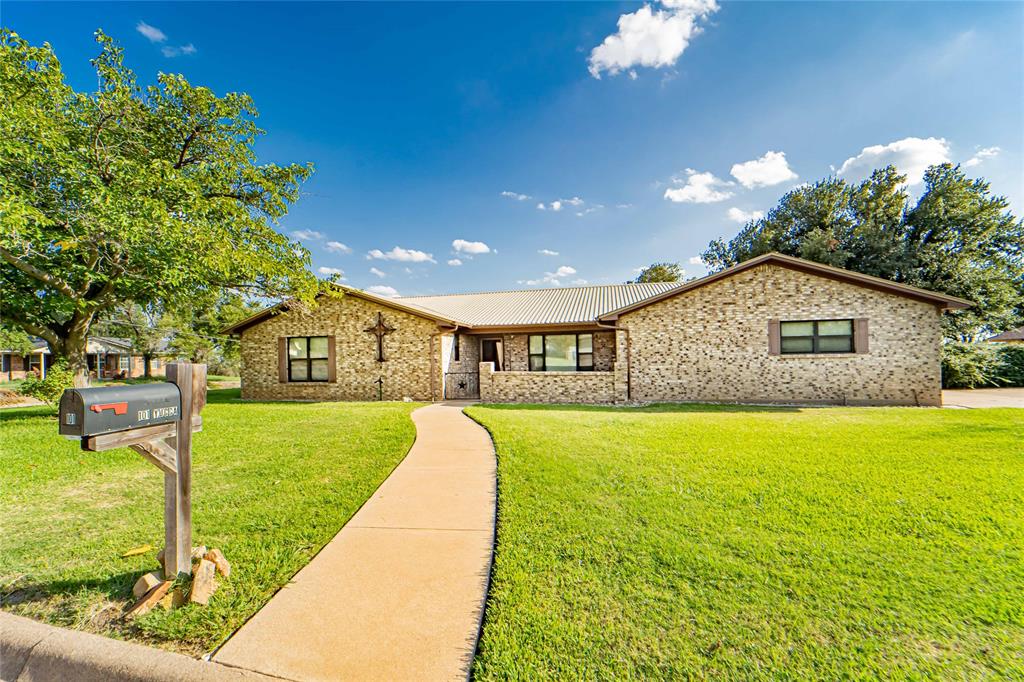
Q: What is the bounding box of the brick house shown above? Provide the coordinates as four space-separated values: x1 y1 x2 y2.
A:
224 253 971 407
1 336 168 381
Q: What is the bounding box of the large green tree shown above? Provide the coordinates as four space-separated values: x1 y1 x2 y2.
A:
632 261 684 283
0 30 320 384
702 165 1024 340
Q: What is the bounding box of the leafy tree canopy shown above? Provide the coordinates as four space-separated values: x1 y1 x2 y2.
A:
702 165 1024 340
0 30 320 380
0 325 35 354
633 261 685 283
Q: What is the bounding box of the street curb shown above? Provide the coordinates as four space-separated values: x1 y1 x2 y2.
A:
0 612 280 682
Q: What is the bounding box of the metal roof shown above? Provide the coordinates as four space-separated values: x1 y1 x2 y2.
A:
987 326 1024 342
397 282 684 327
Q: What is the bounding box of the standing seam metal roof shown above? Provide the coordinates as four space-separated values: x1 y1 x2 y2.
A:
396 282 684 326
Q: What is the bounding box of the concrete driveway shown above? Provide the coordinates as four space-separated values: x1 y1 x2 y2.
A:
943 388 1024 408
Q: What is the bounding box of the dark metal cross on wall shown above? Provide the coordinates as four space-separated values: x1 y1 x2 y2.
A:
365 312 395 362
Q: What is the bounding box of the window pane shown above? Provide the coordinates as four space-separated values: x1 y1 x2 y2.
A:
578 334 593 353
818 336 853 352
309 336 329 358
544 335 577 371
578 353 593 368
289 338 307 358
310 359 329 380
781 321 814 337
781 337 813 353
818 320 852 336
529 335 543 354
290 359 308 381
529 355 544 371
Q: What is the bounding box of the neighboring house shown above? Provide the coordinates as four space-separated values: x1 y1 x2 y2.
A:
986 326 1024 344
0 336 169 381
223 253 971 407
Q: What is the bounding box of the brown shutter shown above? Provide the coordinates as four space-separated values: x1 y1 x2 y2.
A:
278 337 288 383
767 319 781 355
855 318 869 353
327 336 337 382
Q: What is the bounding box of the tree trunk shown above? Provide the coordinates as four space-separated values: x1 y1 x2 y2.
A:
52 337 90 387
144 354 152 378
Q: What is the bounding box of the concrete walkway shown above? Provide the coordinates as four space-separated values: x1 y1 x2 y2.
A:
943 388 1024 408
213 403 496 682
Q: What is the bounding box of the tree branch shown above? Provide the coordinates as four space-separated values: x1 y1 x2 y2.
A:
0 246 78 299
175 128 200 169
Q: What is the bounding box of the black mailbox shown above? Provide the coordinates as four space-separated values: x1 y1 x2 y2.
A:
59 383 182 438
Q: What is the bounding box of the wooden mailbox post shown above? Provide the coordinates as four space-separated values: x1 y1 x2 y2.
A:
59 362 206 579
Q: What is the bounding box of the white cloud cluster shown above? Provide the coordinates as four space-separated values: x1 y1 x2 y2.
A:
367 285 399 298
537 197 584 211
963 146 1001 168
447 259 463 267
500 191 531 201
837 137 950 186
664 169 734 203
317 266 344 278
136 21 195 58
367 246 436 263
452 239 491 255
291 229 324 241
369 267 386 278
538 249 559 256
687 256 704 265
325 240 352 254
521 265 578 287
588 0 720 79
726 207 764 223
730 151 798 189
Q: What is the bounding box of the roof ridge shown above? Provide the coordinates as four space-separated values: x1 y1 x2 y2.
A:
397 281 683 300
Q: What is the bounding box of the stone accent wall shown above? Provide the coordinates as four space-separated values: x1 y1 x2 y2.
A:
240 295 441 401
620 264 943 406
479 362 620 404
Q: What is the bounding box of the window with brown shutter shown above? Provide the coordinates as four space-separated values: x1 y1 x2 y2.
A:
780 319 854 354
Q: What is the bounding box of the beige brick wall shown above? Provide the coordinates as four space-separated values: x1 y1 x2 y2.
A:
240 294 441 401
620 264 943 406
479 362 619 404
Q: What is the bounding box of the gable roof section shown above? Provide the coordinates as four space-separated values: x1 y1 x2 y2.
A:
599 252 973 320
397 282 683 327
221 284 464 335
987 326 1024 342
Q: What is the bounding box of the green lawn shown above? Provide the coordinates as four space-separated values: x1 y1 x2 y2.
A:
466 403 1024 679
0 390 418 655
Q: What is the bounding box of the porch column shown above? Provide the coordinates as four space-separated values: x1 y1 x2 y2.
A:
39 351 46 379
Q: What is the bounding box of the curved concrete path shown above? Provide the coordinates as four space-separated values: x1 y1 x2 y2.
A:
213 403 495 681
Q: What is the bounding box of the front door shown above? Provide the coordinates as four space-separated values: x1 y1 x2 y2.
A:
481 338 502 371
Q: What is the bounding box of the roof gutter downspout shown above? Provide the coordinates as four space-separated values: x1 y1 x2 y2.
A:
596 318 630 402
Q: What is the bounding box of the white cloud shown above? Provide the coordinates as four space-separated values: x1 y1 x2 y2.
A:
369 267 386 278
537 197 584 211
576 205 603 217
501 191 531 201
664 169 733 203
367 285 399 297
616 203 634 209
136 21 167 43
538 249 559 256
367 246 436 263
317 266 344 277
730 151 798 189
452 239 491 255
521 265 578 287
688 256 704 265
447 258 463 266
292 229 324 241
325 241 352 254
571 279 589 286
837 137 950 185
588 0 720 79
726 207 765 223
161 43 196 58
963 146 1001 168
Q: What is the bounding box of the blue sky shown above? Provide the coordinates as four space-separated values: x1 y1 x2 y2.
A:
7 1 1023 297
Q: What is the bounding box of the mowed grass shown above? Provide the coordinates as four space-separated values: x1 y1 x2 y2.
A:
0 390 418 654
466 403 1024 679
